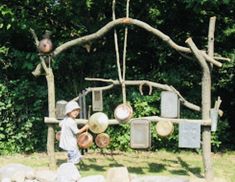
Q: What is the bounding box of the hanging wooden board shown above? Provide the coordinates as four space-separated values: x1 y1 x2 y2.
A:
156 121 174 137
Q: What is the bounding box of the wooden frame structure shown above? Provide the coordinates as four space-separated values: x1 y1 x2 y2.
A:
31 7 229 181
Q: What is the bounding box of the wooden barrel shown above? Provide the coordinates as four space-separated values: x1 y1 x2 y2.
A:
156 121 174 137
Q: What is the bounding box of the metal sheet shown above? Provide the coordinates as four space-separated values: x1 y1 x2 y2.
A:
92 90 103 111
179 122 201 149
210 108 218 132
160 91 180 118
55 100 67 119
130 119 151 149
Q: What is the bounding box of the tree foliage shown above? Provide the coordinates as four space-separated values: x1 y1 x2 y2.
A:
0 0 234 153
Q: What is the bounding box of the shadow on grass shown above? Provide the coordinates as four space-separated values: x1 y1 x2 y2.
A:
148 163 165 173
128 167 145 174
172 157 203 178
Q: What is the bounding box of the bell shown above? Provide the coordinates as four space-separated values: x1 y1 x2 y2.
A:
77 132 93 149
88 112 109 134
114 103 133 123
95 133 110 148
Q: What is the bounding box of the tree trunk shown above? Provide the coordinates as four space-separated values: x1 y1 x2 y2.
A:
45 68 57 169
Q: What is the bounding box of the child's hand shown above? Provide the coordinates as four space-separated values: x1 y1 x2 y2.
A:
85 124 90 130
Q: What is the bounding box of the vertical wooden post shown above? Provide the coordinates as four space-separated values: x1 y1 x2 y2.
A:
186 38 213 181
208 16 216 59
45 68 57 169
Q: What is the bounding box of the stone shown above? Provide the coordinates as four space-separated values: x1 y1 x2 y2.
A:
106 167 130 182
35 169 56 182
56 163 81 182
0 163 35 182
1 178 12 182
131 176 189 182
79 175 106 182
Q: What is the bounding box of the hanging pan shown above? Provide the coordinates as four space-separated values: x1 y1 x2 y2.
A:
114 103 133 123
95 133 110 148
55 131 61 141
156 121 174 137
88 112 109 134
77 131 93 149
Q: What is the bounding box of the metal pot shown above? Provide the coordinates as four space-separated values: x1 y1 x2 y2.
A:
55 131 61 141
114 103 133 123
156 121 174 137
95 133 110 148
77 132 93 149
38 38 53 53
88 112 109 134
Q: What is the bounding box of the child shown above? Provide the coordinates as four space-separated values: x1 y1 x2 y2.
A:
59 100 89 164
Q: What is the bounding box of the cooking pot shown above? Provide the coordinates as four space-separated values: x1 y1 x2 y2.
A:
77 132 93 149
55 131 61 141
38 38 53 53
156 121 174 137
95 133 110 148
114 103 133 123
88 112 109 134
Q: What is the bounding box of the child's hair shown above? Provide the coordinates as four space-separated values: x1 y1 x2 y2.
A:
65 101 80 115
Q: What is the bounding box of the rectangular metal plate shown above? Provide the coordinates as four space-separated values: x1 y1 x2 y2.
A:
210 108 218 132
179 122 201 149
160 91 180 118
92 90 103 111
55 100 67 119
131 119 151 149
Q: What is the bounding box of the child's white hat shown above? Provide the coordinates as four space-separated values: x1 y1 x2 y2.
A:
65 101 80 115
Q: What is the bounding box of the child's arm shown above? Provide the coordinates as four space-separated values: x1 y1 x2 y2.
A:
78 124 89 134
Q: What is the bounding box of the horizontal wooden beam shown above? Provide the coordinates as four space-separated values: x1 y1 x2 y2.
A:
45 116 211 126
44 117 119 125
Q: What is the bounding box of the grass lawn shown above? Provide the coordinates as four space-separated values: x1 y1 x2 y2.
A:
0 150 234 182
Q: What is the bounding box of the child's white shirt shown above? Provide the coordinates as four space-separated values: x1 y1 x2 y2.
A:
59 117 79 151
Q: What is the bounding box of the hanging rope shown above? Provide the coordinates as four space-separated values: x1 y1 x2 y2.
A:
112 0 130 103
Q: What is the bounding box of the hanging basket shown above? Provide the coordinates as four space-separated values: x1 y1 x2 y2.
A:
114 103 133 123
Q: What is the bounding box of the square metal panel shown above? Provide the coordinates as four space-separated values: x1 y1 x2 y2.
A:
179 122 201 149
92 90 103 111
161 91 180 118
55 100 67 119
130 119 151 149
